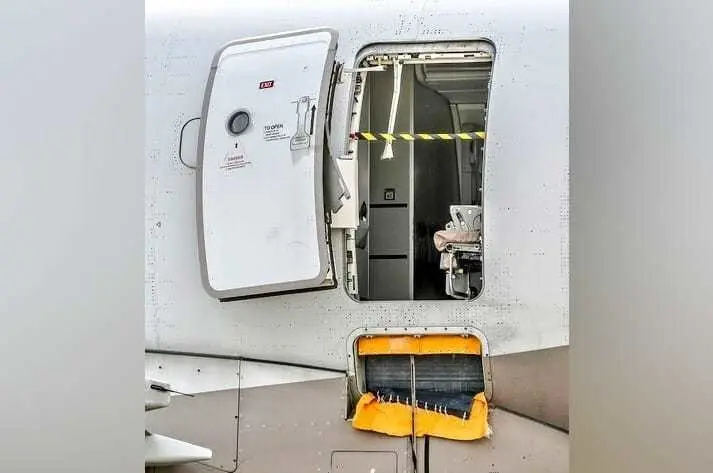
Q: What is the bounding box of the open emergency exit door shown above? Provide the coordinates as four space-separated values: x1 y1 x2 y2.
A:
196 28 343 301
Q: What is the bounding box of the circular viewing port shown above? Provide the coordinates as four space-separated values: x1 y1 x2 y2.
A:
227 110 250 135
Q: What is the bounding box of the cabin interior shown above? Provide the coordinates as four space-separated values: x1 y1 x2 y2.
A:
347 50 493 302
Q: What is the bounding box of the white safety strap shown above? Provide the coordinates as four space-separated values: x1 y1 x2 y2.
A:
381 61 403 160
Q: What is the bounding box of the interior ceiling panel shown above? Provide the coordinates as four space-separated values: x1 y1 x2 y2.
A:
415 62 491 105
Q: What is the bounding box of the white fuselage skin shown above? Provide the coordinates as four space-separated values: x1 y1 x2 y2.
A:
146 0 568 367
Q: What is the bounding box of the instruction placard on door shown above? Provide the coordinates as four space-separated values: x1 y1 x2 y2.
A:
263 123 290 142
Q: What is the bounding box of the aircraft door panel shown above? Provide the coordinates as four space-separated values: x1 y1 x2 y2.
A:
197 28 340 301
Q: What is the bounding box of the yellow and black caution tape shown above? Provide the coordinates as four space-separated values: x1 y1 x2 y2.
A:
351 131 486 141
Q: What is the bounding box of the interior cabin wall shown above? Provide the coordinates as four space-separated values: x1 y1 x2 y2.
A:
456 135 483 206
366 66 414 301
413 79 460 300
356 82 371 298
472 138 484 204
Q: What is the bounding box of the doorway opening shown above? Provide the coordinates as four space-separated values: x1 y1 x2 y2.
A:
344 44 494 301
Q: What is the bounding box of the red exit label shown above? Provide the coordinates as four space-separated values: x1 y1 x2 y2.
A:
259 80 274 89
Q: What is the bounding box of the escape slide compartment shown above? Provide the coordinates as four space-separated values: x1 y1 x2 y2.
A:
197 29 340 300
346 328 493 441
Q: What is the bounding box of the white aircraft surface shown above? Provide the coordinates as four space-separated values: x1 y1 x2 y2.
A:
145 1 569 471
